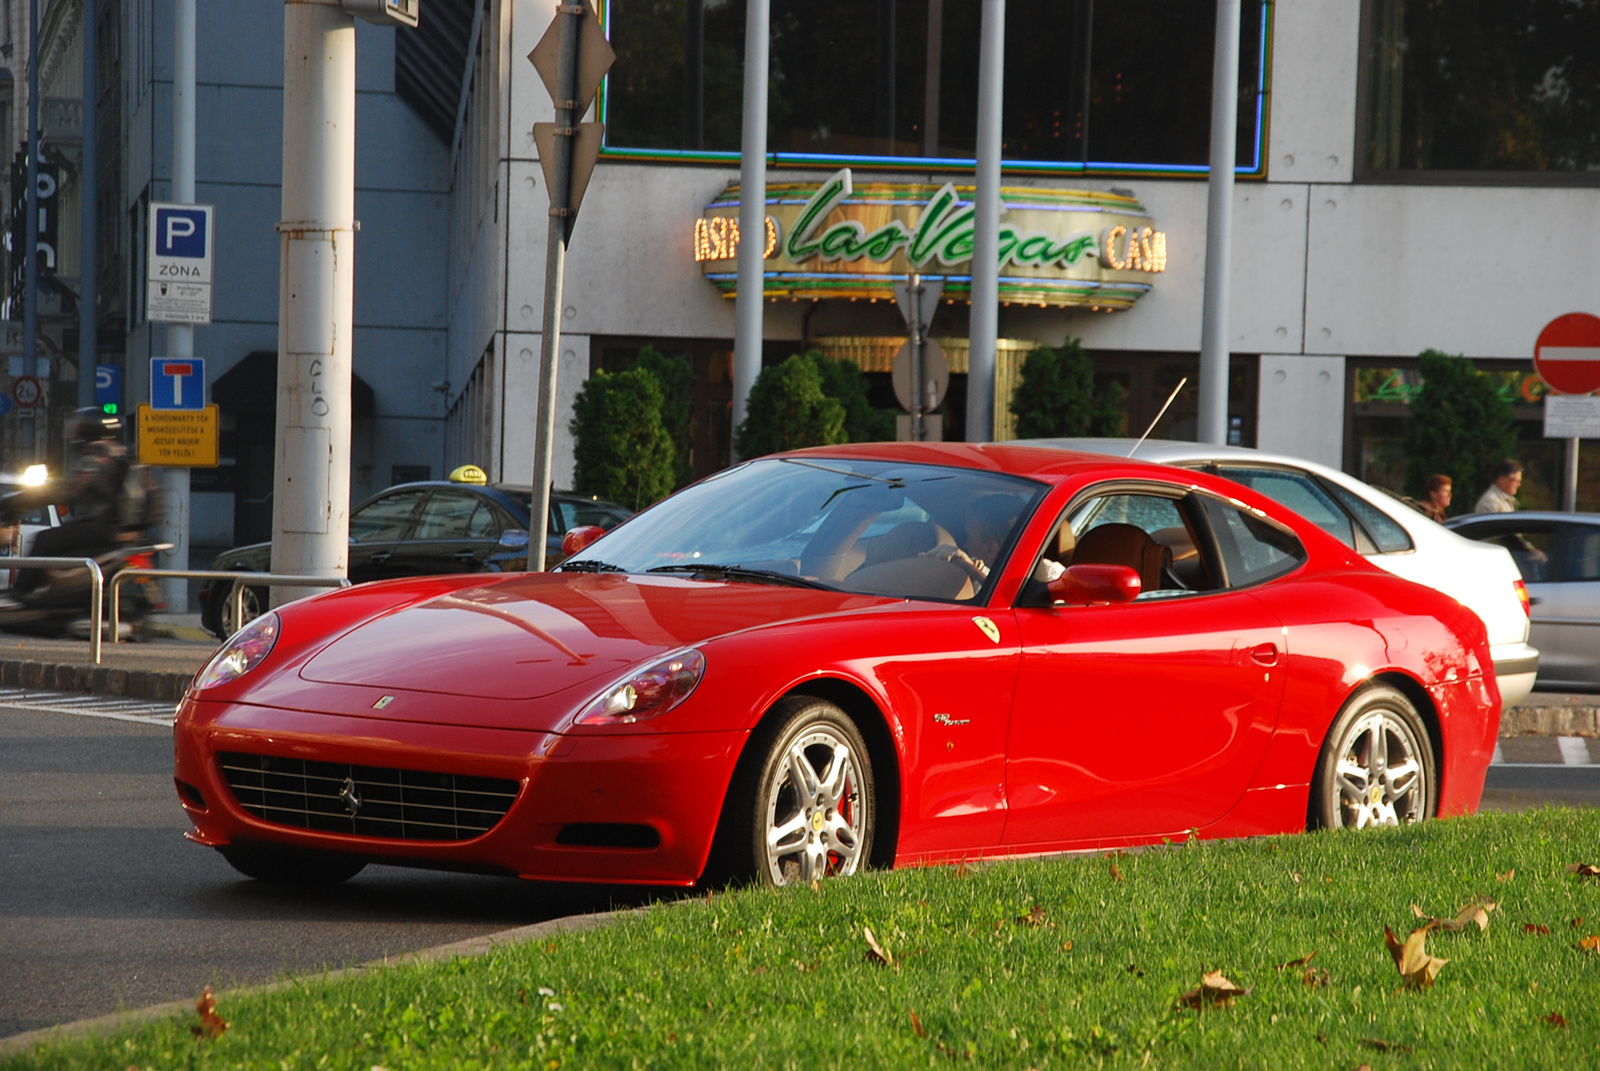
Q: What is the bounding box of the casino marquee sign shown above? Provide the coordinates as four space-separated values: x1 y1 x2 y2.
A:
693 168 1166 310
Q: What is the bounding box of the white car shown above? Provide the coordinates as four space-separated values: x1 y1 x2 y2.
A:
1023 439 1539 711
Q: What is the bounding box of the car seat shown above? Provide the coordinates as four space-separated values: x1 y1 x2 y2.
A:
1071 523 1170 593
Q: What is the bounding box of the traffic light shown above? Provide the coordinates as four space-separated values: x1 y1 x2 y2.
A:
102 402 119 416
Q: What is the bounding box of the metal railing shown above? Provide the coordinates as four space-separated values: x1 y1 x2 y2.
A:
0 555 107 663
108 569 352 646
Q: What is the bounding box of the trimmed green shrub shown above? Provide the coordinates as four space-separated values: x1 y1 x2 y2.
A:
634 347 695 486
1010 339 1126 438
807 350 896 442
1404 350 1518 510
734 354 848 458
569 368 677 511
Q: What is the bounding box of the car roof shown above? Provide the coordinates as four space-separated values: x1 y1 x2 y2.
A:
776 441 1178 483
1450 511 1600 525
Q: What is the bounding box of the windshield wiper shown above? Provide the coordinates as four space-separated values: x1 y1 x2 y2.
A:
778 457 906 488
557 559 625 573
647 564 834 590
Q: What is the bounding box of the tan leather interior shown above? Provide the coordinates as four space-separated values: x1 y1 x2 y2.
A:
1071 523 1170 592
861 521 954 567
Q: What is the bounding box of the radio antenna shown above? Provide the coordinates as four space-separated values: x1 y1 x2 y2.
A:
1128 377 1188 458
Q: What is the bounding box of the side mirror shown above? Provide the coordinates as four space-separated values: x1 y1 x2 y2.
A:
561 525 607 557
1046 564 1141 605
498 528 531 548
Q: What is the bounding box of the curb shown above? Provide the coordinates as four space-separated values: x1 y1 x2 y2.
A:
0 659 194 702
1500 704 1600 737
0 909 629 1058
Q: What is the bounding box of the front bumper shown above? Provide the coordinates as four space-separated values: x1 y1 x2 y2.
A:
1490 642 1540 710
174 697 746 886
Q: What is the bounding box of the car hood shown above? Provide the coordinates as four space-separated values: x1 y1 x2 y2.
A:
298 572 897 701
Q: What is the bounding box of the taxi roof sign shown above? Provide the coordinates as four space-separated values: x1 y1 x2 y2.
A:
449 464 488 485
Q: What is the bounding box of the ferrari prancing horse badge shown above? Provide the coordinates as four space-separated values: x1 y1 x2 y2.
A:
972 616 1000 644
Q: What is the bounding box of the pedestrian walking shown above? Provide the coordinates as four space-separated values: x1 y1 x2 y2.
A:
1474 459 1523 514
1417 474 1452 522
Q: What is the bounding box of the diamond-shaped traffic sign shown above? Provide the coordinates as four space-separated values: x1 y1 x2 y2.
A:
527 1 614 119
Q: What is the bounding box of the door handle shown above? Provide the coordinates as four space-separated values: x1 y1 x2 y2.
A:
369 552 392 564
454 549 478 561
1249 642 1280 667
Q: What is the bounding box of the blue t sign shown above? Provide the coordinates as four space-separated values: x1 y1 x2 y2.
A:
150 357 205 410
154 207 208 258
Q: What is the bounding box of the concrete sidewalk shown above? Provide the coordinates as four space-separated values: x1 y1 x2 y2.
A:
1 618 1596 729
0 616 217 701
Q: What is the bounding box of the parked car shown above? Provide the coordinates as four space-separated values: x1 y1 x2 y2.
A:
174 444 1498 889
1446 511 1600 692
1024 439 1539 711
198 474 632 639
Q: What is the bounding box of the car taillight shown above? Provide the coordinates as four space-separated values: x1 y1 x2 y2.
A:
1513 579 1531 617
127 553 155 569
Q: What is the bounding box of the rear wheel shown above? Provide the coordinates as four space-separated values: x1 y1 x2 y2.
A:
1312 685 1436 830
218 843 367 886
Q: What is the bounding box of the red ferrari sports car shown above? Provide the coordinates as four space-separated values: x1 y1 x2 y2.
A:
173 444 1500 888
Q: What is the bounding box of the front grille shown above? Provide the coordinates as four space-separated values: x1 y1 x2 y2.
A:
218 752 519 842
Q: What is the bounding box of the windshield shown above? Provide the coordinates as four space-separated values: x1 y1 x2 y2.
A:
562 457 1046 603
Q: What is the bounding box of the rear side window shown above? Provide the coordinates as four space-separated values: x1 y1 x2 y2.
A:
349 491 424 544
1216 466 1356 548
1197 495 1307 587
1563 526 1600 582
1321 482 1413 553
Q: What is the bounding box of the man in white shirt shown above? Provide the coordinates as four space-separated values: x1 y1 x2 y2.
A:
1474 459 1523 513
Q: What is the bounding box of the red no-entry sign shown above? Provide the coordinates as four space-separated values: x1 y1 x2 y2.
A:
1534 312 1600 395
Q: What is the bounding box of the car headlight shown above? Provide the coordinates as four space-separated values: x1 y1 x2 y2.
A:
194 612 281 690
574 649 705 726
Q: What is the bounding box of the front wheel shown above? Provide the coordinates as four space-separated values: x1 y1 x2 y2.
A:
1311 685 1436 830
210 581 267 640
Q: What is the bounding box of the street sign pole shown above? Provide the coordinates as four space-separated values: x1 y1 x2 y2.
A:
911 274 924 440
1534 313 1600 513
23 0 39 460
1197 0 1241 445
527 2 611 569
893 274 943 441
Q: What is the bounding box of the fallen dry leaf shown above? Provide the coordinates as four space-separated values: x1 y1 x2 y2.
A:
1573 916 1586 928
1524 923 1551 936
191 987 227 1040
1568 863 1600 879
909 1008 928 1038
1384 925 1448 989
1177 969 1251 1009
1302 967 1330 987
1576 935 1600 953
1275 950 1317 971
1291 871 1302 885
1544 1012 1568 1029
864 927 894 968
1497 869 1515 882
1017 904 1048 927
1360 1037 1415 1054
1108 861 1124 883
1413 899 1497 932
1061 940 1073 952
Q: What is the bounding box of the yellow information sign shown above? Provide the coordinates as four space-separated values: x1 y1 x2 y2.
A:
137 403 219 467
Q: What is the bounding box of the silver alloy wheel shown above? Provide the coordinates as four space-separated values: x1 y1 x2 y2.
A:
226 584 264 637
762 726 868 885
1330 707 1427 828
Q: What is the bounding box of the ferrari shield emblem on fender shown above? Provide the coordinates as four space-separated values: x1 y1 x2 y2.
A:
972 616 1001 644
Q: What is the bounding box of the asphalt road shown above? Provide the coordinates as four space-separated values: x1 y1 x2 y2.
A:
3 699 1596 1040
0 703 666 1039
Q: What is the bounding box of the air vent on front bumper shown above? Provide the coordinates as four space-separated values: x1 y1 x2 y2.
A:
217 752 519 841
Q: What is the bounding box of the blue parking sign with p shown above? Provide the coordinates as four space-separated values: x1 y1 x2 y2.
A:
155 207 207 258
150 358 205 410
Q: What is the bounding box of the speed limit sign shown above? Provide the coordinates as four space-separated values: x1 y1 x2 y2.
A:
11 376 41 408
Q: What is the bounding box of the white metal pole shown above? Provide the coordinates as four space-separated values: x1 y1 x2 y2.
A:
1196 0 1241 445
965 0 1003 443
729 0 771 459
23 0 38 459
158 0 196 611
273 0 356 605
79 0 98 410
1565 437 1579 512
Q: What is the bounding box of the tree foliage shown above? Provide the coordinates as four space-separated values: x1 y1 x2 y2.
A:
808 350 897 443
1009 339 1126 439
1403 350 1518 510
734 354 849 458
634 347 695 487
569 368 676 511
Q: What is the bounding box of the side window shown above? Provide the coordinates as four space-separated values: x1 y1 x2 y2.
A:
1320 481 1413 553
411 492 486 540
349 492 423 544
1216 467 1356 549
1562 527 1600 582
558 499 637 532
1197 495 1306 587
467 504 501 539
1060 492 1213 598
1482 526 1556 582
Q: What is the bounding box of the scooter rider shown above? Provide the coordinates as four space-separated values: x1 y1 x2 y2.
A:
12 409 143 594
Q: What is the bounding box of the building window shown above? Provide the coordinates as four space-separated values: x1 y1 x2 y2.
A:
1364 0 1600 174
601 0 1271 176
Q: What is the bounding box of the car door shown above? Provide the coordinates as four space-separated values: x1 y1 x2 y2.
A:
1004 486 1292 847
393 490 507 577
347 489 427 583
1459 518 1599 688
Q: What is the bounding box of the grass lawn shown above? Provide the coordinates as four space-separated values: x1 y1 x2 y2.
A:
7 808 1600 1070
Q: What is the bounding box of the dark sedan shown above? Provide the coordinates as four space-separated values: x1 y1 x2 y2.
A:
199 478 631 639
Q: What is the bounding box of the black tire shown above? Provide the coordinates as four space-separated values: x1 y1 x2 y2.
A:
707 697 875 888
209 581 267 640
1311 685 1437 831
218 843 367 886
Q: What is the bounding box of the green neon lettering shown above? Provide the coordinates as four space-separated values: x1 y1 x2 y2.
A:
997 226 1020 266
909 184 960 262
819 222 861 258
784 169 852 260
1013 234 1053 265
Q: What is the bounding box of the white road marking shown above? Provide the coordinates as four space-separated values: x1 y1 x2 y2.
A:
1492 742 1505 765
0 687 176 725
1558 736 1593 766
